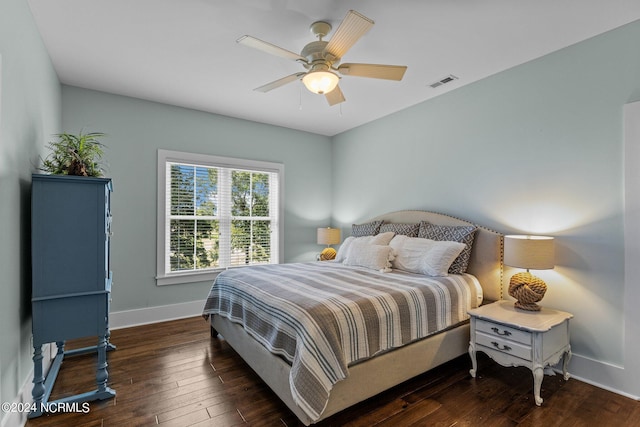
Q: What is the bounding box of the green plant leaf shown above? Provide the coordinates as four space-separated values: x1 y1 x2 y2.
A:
39 131 107 177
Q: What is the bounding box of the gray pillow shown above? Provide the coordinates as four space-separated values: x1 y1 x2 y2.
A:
351 220 383 237
418 221 477 274
379 222 419 237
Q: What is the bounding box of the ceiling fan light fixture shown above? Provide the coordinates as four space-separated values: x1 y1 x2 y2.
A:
302 70 339 95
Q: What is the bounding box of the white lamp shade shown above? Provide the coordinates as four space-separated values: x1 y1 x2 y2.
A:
317 227 341 246
504 235 555 270
302 70 339 95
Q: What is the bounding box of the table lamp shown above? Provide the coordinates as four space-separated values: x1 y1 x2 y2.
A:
317 227 341 260
504 235 555 311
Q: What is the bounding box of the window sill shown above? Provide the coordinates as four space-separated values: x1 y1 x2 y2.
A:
156 270 222 286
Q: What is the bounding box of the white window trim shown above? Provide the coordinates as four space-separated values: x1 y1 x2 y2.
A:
156 149 284 286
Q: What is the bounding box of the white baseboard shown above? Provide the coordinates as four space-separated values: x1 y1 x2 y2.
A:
109 299 207 330
1 344 55 427
568 352 640 401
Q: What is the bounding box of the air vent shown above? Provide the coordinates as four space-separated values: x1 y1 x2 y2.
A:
429 74 458 89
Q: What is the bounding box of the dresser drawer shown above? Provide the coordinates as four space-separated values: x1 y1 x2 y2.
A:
476 319 531 345
476 331 532 361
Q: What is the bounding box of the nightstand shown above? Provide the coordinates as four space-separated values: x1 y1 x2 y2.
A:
468 300 573 405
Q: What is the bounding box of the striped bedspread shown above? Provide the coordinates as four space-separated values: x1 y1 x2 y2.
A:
202 261 481 422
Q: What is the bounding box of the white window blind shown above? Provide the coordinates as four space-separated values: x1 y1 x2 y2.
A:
157 150 283 285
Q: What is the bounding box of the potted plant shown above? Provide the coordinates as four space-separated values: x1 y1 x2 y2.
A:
40 131 107 177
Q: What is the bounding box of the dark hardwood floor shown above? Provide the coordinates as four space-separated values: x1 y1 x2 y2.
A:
25 316 640 427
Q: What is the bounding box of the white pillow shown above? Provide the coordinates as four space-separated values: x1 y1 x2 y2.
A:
335 232 395 262
343 241 395 272
390 235 466 276
335 236 355 262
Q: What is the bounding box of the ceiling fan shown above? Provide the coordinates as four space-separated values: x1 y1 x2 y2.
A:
237 10 408 106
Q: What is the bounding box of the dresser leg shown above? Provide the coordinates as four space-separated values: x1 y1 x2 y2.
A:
106 327 116 351
31 345 45 416
96 335 109 394
468 342 477 377
533 365 544 406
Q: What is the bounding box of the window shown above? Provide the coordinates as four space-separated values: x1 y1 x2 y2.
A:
157 150 283 285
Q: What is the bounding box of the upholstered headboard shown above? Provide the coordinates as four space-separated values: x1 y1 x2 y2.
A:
366 210 504 302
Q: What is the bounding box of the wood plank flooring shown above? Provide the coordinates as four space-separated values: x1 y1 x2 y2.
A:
25 316 640 427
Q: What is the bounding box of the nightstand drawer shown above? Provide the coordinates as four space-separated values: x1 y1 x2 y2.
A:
476 319 531 345
476 331 532 361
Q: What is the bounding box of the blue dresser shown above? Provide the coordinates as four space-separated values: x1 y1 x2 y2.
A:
30 174 116 417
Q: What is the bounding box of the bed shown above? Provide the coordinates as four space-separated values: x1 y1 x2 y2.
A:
203 210 503 425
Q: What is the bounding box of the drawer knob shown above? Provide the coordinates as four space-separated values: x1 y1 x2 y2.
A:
491 327 511 336
491 341 512 351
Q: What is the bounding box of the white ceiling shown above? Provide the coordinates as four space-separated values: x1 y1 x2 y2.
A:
27 0 640 137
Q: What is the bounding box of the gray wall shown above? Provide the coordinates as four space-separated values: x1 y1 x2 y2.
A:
332 20 640 394
61 86 333 311
0 0 61 418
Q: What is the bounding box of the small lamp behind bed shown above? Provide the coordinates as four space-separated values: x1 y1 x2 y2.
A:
317 227 341 261
504 235 555 311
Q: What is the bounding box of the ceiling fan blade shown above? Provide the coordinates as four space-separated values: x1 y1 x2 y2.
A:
337 63 407 80
325 85 346 106
323 10 374 60
254 72 306 93
237 35 307 62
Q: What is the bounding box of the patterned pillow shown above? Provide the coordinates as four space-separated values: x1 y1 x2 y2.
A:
351 220 383 237
418 221 478 274
379 222 420 237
